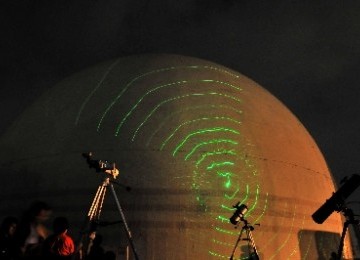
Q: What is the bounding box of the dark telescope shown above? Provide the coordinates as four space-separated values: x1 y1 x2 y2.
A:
312 174 360 224
229 202 248 225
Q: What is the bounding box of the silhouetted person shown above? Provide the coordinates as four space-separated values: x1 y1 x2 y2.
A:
43 217 74 259
15 201 52 258
0 216 18 260
86 233 104 260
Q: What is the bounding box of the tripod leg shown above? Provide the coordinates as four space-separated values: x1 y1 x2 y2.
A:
337 221 350 260
74 181 108 259
88 184 107 220
230 227 245 260
247 229 259 260
109 183 140 260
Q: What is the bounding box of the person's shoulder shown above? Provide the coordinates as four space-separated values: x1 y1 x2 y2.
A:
62 234 74 245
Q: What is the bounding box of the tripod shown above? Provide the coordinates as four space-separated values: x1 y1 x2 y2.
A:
76 153 139 260
335 207 359 260
230 218 259 260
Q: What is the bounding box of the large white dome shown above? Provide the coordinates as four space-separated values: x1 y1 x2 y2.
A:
0 54 352 259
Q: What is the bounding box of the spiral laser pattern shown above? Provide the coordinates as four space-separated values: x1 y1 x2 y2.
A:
70 57 344 259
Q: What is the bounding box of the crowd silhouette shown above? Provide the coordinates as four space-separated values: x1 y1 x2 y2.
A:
0 201 116 260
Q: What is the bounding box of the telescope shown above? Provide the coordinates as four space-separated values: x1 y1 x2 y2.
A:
77 152 138 260
82 152 119 178
312 174 360 224
230 202 248 225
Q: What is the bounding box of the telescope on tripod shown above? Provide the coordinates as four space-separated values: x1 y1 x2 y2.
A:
312 174 360 260
75 152 139 260
229 202 260 260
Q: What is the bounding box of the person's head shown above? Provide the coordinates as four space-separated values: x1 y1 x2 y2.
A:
26 201 52 223
89 231 96 240
1 216 18 236
52 217 69 235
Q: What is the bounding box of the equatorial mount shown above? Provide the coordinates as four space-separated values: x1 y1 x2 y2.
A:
82 152 119 179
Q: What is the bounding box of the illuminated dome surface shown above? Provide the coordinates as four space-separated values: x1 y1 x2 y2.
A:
0 54 352 259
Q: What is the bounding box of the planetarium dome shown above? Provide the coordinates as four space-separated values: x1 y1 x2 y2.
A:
0 54 352 259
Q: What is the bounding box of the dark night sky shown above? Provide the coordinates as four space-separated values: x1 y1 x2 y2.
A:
1 1 360 205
